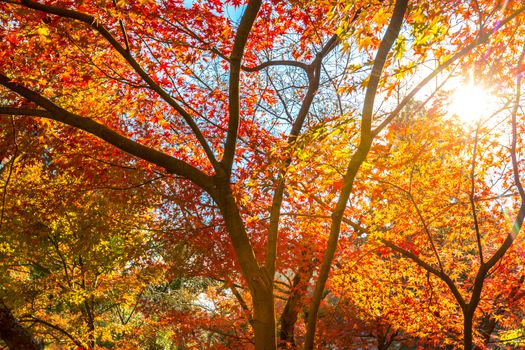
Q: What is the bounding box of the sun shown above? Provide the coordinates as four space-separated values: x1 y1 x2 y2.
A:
449 82 497 123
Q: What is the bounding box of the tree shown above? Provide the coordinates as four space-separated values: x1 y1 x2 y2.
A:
366 109 525 348
0 121 170 348
2 0 525 348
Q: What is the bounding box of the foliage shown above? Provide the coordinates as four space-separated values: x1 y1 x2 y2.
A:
1 0 525 349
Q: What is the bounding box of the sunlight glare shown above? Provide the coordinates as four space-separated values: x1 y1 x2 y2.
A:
449 82 496 123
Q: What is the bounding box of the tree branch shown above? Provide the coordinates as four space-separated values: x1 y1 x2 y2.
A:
265 33 342 278
111 0 130 52
20 316 85 349
484 41 525 270
303 0 409 348
242 60 310 73
230 285 254 325
0 116 17 230
470 126 484 265
221 0 262 175
0 299 42 350
17 0 219 169
0 98 213 194
372 4 525 136
381 239 466 309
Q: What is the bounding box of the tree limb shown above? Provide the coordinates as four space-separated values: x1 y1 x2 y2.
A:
381 239 466 309
17 0 219 169
303 0 409 348
0 100 213 194
221 0 262 175
372 4 525 136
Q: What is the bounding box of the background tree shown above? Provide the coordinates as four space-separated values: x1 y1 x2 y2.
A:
367 108 525 348
0 120 172 348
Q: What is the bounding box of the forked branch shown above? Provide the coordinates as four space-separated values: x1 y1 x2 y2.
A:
17 0 219 169
0 96 213 193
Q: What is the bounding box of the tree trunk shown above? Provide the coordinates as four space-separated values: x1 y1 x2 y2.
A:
478 275 524 344
478 313 496 345
279 267 314 348
279 273 302 348
84 300 95 349
302 0 409 347
463 309 474 350
213 179 276 349
0 300 42 350
377 327 396 350
377 339 389 350
253 287 277 350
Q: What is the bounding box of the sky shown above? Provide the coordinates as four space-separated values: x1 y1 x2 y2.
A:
182 0 246 24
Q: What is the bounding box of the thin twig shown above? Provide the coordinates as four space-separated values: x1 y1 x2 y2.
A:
0 116 18 229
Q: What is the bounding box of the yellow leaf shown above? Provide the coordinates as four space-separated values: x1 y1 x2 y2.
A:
36 26 49 37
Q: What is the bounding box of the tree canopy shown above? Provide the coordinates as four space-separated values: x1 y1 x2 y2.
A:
2 0 525 349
